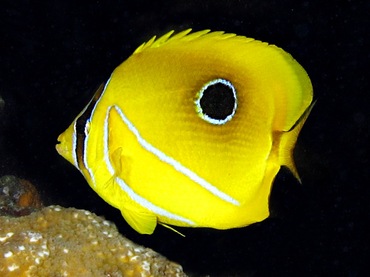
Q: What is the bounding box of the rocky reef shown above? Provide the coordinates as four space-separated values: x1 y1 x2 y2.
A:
0 175 43 217
0 176 187 277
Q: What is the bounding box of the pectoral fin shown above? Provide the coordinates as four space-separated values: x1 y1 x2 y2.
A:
110 147 123 176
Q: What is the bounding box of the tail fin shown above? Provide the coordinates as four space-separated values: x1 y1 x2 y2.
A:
279 101 316 182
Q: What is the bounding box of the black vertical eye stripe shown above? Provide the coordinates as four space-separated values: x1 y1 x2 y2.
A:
75 84 105 135
74 83 105 170
75 115 89 135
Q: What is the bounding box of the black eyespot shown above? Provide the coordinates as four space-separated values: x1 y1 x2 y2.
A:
195 79 237 125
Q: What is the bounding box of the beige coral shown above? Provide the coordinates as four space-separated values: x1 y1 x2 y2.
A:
0 206 187 277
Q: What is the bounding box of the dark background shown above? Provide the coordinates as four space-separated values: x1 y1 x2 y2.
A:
1 0 368 276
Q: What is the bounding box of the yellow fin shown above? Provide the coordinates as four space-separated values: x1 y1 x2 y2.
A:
109 148 157 234
134 29 243 54
110 147 123 176
106 144 156 234
159 223 185 237
120 204 157 235
279 101 316 182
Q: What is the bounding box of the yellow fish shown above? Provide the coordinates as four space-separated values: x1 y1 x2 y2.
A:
56 29 313 235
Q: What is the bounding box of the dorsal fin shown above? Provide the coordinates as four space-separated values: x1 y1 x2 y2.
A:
133 29 243 54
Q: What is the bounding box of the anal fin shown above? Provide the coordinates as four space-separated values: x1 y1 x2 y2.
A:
120 204 157 235
159 223 185 237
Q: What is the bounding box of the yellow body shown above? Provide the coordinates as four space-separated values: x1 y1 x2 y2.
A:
56 30 313 234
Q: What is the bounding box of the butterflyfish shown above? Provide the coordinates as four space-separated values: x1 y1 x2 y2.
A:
56 29 313 235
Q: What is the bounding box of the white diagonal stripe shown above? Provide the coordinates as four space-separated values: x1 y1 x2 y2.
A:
103 106 194 225
111 104 240 206
115 175 195 225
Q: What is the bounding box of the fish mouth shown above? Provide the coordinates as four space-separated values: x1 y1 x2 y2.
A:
55 142 62 155
55 135 63 155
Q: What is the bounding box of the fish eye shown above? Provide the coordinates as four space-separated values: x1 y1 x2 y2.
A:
75 117 86 135
195 78 237 125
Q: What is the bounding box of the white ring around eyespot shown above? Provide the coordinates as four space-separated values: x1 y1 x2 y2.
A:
194 78 237 125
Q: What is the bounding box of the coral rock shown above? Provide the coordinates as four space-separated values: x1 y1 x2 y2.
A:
0 206 187 277
0 175 43 217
